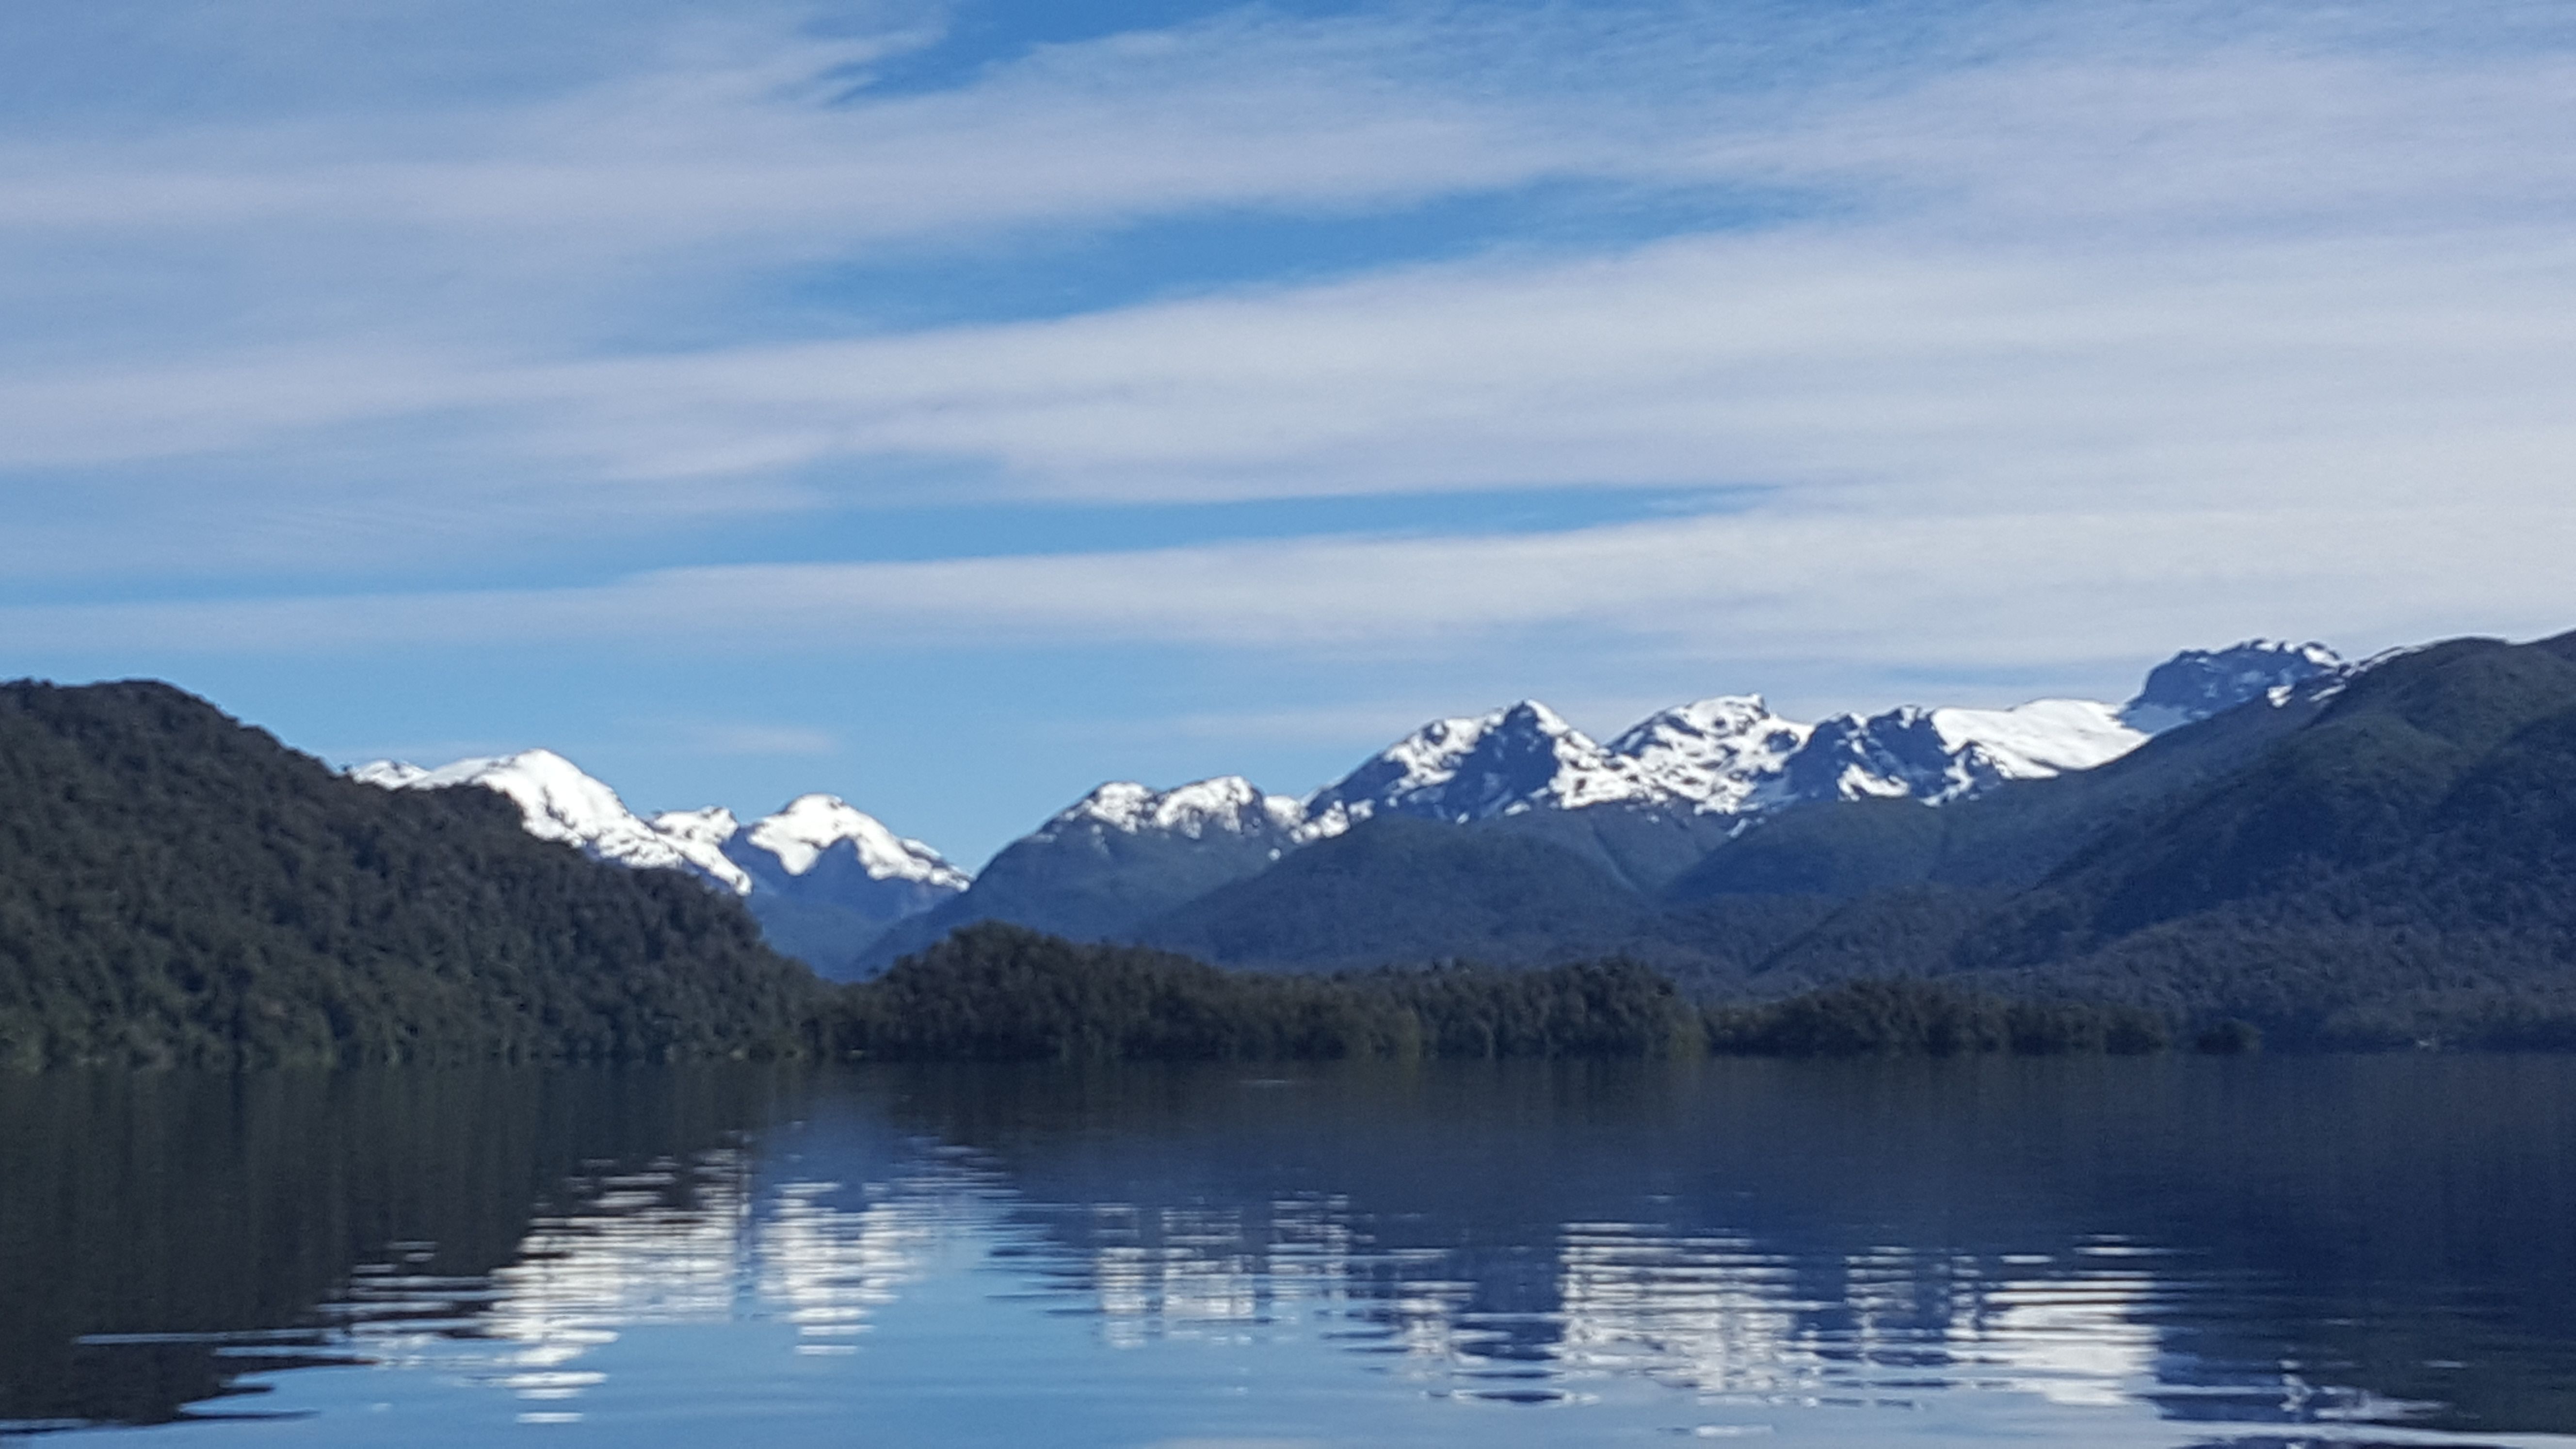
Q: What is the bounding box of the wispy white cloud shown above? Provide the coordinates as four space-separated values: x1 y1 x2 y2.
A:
5 0 2572 729
14 500 2569 679
3 0 2571 585
676 721 841 757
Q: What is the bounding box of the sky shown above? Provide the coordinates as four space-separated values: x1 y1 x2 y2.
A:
5 0 2575 867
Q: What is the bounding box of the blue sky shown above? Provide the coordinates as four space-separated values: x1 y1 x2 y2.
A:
6 0 2576 866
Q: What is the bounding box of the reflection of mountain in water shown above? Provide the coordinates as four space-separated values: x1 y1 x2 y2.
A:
7 1059 2576 1438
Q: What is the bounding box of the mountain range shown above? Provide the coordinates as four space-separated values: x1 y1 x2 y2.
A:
357 640 2345 979
14 625 2576 1055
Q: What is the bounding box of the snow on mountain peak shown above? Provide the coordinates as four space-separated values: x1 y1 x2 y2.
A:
744 794 969 889
1046 776 1304 842
1767 698 2155 807
652 805 741 850
1607 694 1813 813
1930 699 2147 778
354 749 754 894
1296 699 1658 841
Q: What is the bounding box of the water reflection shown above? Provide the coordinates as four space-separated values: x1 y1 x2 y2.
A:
6 1058 2576 1446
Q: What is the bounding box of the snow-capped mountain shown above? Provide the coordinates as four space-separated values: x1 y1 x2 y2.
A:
1040 777 1304 845
982 639 2351 874
733 794 969 894
1296 701 1658 840
1290 639 2348 830
353 752 967 974
1608 696 1814 814
362 636 2351 979
1771 699 2148 807
852 775 1310 975
351 750 756 893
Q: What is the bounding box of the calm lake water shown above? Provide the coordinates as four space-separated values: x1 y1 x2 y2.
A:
5 1057 2576 1448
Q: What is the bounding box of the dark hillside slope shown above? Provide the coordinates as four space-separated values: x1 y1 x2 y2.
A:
0 680 818 1068
1139 815 1668 971
1133 814 1830 978
859 816 1287 975
1666 677 2330 904
2026 637 2576 940
1738 634 2576 1041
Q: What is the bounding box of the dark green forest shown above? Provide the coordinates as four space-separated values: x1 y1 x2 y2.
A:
0 680 821 1068
819 922 1704 1062
818 922 2192 1062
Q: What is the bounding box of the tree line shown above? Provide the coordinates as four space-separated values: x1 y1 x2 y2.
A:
811 923 2220 1063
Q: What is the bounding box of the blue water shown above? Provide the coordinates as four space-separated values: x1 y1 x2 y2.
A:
6 1057 2576 1447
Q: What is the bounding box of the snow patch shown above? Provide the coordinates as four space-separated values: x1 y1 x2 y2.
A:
744 794 968 889
1045 776 1305 842
354 749 755 895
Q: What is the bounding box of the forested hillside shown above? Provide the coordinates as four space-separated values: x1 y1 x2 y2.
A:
1728 632 2576 1043
0 681 820 1068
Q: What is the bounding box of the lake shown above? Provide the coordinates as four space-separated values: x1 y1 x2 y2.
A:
4 1056 2575 1447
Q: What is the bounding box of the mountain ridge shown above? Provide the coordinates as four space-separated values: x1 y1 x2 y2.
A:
857 638 2346 972
362 638 2346 978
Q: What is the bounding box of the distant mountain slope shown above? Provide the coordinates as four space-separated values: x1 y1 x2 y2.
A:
1665 665 2342 903
880 638 2342 974
1739 632 2576 1041
356 752 966 976
862 778 1300 976
0 682 819 1068
1295 638 2341 832
1097 629 2576 1039
1139 815 1669 972
360 637 2347 979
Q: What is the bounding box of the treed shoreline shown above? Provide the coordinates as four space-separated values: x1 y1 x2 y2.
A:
816 923 2208 1064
